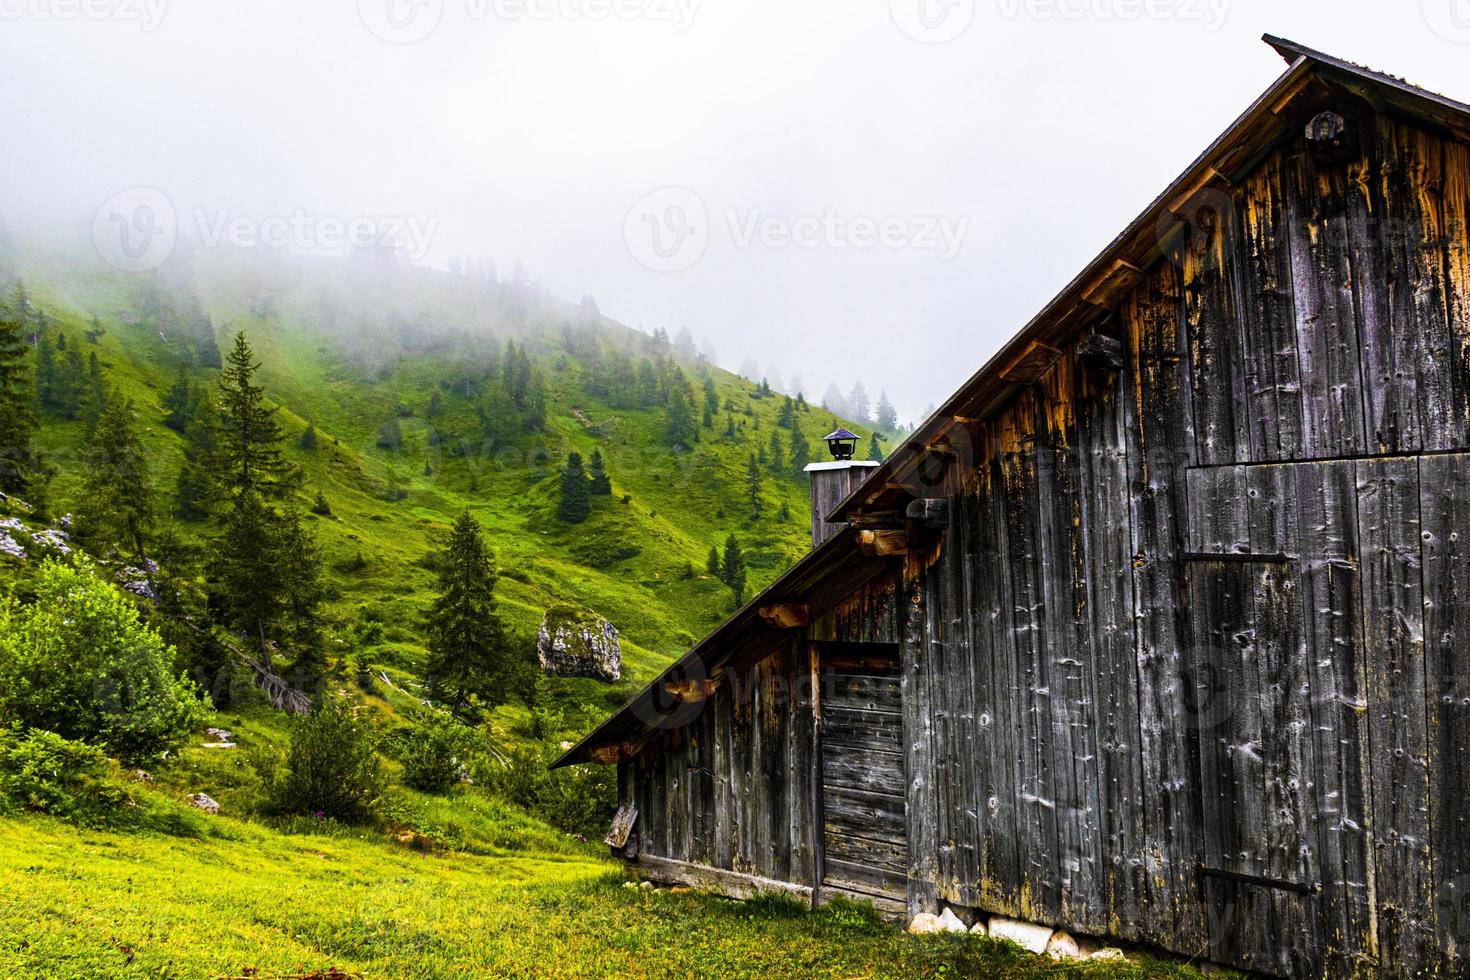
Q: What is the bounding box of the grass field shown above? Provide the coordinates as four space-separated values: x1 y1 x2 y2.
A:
0 809 1203 980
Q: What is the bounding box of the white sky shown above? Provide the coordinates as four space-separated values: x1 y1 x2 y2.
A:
2 0 1467 421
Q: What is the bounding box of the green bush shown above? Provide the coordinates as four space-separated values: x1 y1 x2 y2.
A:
400 712 477 794
0 559 210 764
262 700 383 823
478 745 616 841
0 729 126 822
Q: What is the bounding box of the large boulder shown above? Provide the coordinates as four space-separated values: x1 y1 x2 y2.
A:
537 606 621 681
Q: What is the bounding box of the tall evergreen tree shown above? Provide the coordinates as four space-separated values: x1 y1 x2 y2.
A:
276 503 326 680
875 390 899 432
162 365 195 433
703 375 719 418
789 424 811 480
720 534 747 605
587 449 612 496
868 431 886 463
706 544 721 577
746 454 763 519
299 423 318 451
216 332 292 501
665 383 696 448
769 430 785 473
557 452 591 524
77 397 153 565
0 315 39 496
175 394 218 521
424 511 511 717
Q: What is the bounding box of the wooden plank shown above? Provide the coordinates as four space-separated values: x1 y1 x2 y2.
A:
1235 152 1305 462
1285 148 1370 459
1293 460 1377 976
899 552 937 915
1181 183 1250 466
823 832 908 875
1357 457 1436 973
1445 141 1470 449
1125 259 1206 949
822 673 901 712
1038 352 1105 933
638 854 813 902
823 857 908 898
998 391 1062 923
1077 333 1146 939
712 682 733 871
970 453 1024 915
1185 464 1249 554
1421 454 1470 973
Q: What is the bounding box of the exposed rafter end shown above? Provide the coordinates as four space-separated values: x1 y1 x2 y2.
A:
857 529 909 558
758 603 811 629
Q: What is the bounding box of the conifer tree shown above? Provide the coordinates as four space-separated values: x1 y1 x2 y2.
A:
720 534 747 605
0 315 39 496
706 544 721 577
424 510 510 717
276 503 326 680
216 332 292 500
162 365 196 433
746 455 763 519
868 431 886 463
703 375 719 417
769 430 785 473
299 423 318 451
875 391 899 432
77 397 153 565
776 396 796 429
587 449 612 496
665 382 696 448
175 394 218 521
557 451 591 524
789 424 811 480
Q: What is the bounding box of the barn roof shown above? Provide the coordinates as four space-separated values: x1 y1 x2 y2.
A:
553 36 1470 770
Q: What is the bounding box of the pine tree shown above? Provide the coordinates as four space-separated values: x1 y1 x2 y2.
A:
375 417 402 451
162 365 195 433
702 404 714 429
746 455 763 519
703 376 719 417
875 390 899 432
0 315 39 496
720 534 747 605
665 383 696 448
706 544 721 577
427 390 443 417
587 449 612 496
80 352 106 435
33 333 56 410
276 503 326 680
776 396 796 429
424 511 511 717
299 423 318 451
76 397 154 565
769 430 785 472
868 432 886 463
789 424 811 479
724 415 736 439
175 395 218 521
778 500 791 522
557 452 591 524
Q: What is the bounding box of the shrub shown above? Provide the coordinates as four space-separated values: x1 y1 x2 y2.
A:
0 559 210 764
400 712 478 794
262 700 383 823
0 729 126 822
478 745 616 841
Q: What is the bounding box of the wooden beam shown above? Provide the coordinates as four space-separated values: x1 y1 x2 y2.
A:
758 603 810 629
664 678 720 702
1080 259 1144 311
637 855 815 901
857 529 909 557
998 340 1063 385
905 497 950 530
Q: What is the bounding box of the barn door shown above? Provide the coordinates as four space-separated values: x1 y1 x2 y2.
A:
1186 557 1319 976
816 645 908 903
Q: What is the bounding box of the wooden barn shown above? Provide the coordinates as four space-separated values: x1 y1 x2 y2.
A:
555 37 1470 977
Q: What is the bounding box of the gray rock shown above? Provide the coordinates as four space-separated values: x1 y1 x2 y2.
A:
988 917 1054 954
937 908 969 934
187 793 220 814
537 606 621 681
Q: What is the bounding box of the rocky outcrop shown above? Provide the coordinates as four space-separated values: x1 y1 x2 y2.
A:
537 606 621 681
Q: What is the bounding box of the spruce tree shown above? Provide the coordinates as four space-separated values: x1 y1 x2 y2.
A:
665 383 696 448
706 544 721 577
720 534 747 605
299 423 318 451
276 503 326 680
587 449 612 496
0 315 39 496
789 424 811 480
77 397 153 565
769 430 785 472
868 432 886 463
557 452 591 524
746 454 763 518
703 375 719 417
216 332 292 500
875 391 899 432
162 365 194 432
175 395 218 521
424 510 510 717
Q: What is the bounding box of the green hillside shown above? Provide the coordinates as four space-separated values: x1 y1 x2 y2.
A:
4 239 883 704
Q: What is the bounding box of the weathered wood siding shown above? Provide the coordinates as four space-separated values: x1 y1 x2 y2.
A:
623 104 1470 977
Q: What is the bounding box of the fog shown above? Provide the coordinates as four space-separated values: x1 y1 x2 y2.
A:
2 0 1466 422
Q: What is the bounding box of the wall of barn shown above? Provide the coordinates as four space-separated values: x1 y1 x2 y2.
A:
624 102 1470 977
